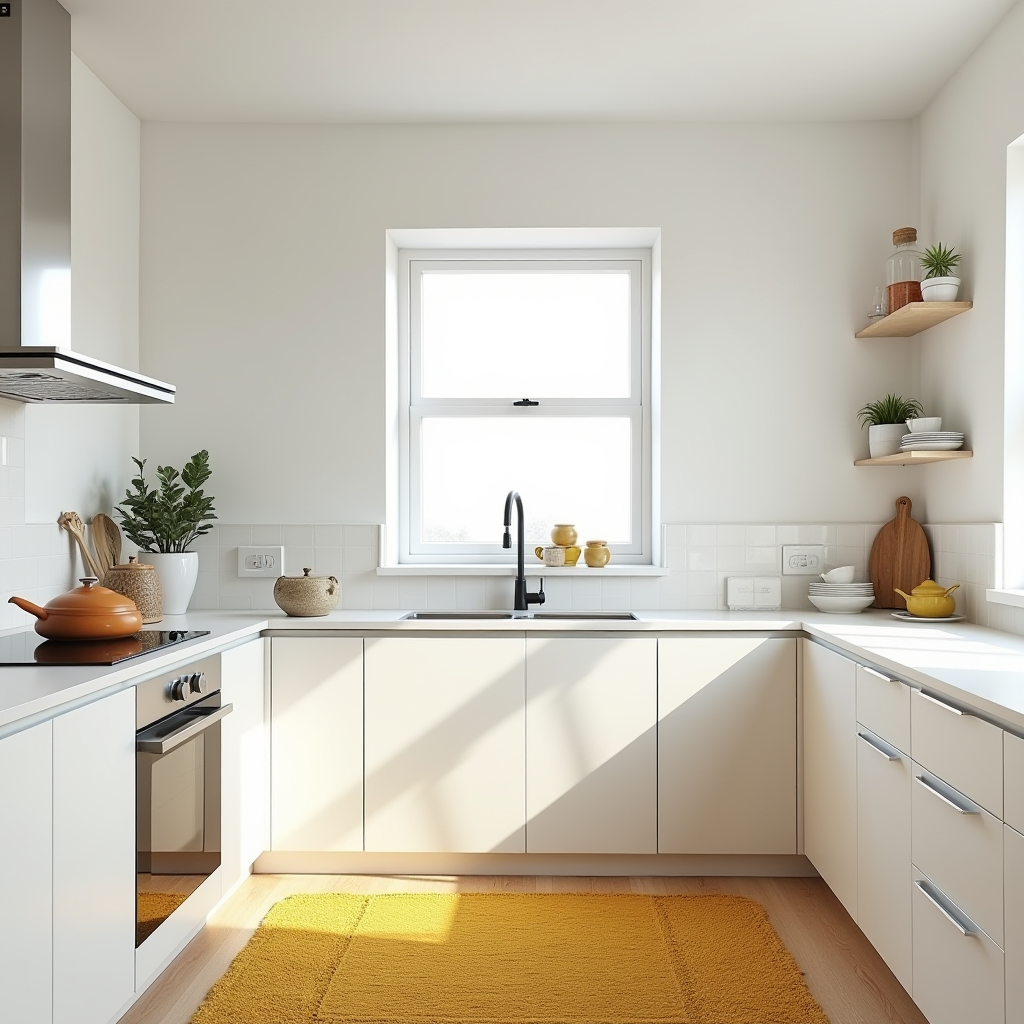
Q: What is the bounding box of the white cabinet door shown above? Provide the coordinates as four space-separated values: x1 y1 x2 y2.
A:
526 637 657 854
856 727 912 994
365 637 525 853
912 867 1004 1024
1006 824 1024 1024
271 637 364 851
221 638 269 889
0 721 53 1024
53 688 136 1024
659 637 796 854
802 639 858 919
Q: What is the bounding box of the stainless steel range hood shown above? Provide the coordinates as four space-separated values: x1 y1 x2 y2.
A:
0 0 175 404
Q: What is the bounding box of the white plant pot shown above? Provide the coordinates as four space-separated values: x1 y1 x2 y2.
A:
147 552 200 615
868 423 906 459
920 276 961 302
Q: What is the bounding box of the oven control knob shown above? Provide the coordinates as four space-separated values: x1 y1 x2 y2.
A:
168 676 190 701
189 672 205 695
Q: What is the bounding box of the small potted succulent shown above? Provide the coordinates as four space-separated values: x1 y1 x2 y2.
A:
920 243 962 302
116 451 217 614
858 394 924 458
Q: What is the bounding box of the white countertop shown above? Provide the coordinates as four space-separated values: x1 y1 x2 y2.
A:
3 608 1024 735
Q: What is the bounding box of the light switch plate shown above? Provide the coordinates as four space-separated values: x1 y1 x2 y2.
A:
782 545 825 575
727 576 782 611
237 546 284 578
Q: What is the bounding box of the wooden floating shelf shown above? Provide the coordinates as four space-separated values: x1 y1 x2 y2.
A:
854 450 973 467
855 301 973 338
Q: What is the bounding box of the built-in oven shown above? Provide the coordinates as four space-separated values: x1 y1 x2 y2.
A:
135 654 232 946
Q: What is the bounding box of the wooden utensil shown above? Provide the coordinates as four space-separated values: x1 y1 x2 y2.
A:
57 511 105 580
868 496 931 610
91 513 122 579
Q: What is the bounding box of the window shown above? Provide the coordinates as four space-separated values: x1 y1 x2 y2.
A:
398 249 653 564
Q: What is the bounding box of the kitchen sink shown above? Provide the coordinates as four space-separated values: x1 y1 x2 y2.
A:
401 611 637 621
526 612 637 620
402 612 516 620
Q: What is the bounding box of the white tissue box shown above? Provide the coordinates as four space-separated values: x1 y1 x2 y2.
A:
727 576 782 611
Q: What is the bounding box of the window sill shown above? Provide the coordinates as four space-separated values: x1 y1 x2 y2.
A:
986 588 1024 608
377 564 669 577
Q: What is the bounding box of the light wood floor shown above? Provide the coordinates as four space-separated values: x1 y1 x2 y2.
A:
117 873 928 1024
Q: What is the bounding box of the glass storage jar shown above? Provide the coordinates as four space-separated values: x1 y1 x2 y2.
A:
885 227 923 313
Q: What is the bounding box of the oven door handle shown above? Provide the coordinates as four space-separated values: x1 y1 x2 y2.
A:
137 703 233 755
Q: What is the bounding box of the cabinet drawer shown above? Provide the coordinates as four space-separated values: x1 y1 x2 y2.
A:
912 868 1004 1024
911 687 1002 814
1005 731 1024 835
856 664 910 752
911 764 1003 946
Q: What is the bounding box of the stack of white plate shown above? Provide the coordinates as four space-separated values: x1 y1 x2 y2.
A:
808 581 875 614
900 431 964 452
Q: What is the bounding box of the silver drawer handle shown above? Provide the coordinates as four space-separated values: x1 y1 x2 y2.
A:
863 666 896 684
915 774 979 814
915 879 977 936
917 690 966 716
858 731 900 761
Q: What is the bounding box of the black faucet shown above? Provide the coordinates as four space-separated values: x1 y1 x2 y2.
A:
503 490 546 612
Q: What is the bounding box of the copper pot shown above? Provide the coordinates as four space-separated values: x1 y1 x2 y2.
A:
9 577 143 640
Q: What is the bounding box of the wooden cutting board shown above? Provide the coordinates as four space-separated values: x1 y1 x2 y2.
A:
869 496 931 609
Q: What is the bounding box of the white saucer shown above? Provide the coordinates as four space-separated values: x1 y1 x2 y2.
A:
891 611 965 623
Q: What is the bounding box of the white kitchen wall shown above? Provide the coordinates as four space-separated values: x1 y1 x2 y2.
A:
1 57 143 631
916 0 1024 567
139 120 920 528
188 520 1000 623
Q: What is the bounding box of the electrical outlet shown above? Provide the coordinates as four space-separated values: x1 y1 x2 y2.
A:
782 545 825 575
237 546 284 578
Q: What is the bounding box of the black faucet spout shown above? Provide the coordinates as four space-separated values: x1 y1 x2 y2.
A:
503 490 546 612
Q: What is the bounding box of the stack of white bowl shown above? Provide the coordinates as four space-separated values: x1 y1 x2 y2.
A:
808 565 875 613
901 416 964 452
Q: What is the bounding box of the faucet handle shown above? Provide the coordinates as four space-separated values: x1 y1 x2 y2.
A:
527 578 546 606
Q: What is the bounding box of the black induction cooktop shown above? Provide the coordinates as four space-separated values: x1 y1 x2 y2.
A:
0 630 211 666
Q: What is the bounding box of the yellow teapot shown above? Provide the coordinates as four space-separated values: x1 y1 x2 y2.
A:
893 579 960 618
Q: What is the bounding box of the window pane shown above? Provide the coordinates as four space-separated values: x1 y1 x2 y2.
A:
420 272 631 398
420 417 632 546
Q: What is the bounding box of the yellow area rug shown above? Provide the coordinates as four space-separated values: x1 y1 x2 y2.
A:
191 893 830 1024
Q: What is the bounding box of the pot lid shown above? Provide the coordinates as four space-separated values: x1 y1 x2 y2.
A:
45 578 141 616
907 579 952 596
109 555 155 571
280 567 335 580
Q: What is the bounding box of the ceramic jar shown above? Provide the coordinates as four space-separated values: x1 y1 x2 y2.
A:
103 556 163 623
274 567 340 617
583 540 611 568
892 579 960 617
551 524 578 547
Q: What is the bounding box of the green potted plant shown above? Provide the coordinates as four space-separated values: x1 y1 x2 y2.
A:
857 394 924 458
115 451 217 614
919 243 962 302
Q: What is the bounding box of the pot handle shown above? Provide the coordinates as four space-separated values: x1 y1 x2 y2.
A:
8 595 47 620
944 583 961 597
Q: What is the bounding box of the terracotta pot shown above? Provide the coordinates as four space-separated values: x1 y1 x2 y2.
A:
9 577 143 640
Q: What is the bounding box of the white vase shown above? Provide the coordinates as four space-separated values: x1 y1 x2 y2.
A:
920 276 961 302
868 423 906 459
147 552 200 615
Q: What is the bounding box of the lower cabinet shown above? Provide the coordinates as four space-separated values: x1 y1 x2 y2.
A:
802 639 858 919
658 636 796 854
526 637 657 854
0 720 53 1024
271 636 364 851
856 726 912 993
53 687 136 1024
365 637 526 853
221 638 269 888
912 867 1004 1024
1006 824 1024 1023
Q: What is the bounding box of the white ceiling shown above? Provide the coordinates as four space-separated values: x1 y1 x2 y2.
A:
64 0 1018 123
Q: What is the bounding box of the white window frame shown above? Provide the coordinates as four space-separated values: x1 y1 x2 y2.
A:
397 247 653 565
